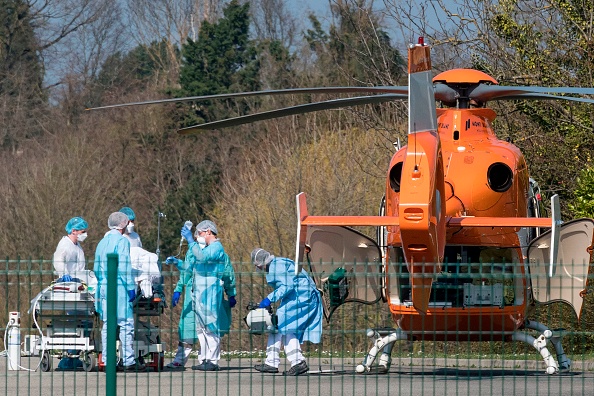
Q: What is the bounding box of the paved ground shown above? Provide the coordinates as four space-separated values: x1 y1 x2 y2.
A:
2 356 594 396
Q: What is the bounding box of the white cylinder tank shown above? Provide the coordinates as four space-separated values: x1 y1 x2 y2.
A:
7 312 21 371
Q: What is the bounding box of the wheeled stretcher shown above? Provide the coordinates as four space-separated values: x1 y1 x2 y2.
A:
28 270 99 372
28 246 167 372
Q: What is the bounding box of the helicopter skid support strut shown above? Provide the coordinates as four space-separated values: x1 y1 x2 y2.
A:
356 328 408 374
512 319 570 375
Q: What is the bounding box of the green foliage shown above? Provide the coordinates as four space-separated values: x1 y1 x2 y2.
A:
177 0 260 125
569 166 594 218
102 41 177 87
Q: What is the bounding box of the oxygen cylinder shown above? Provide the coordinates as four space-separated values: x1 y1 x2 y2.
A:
7 312 21 371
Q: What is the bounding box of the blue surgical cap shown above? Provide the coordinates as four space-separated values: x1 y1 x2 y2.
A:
119 206 136 221
65 217 88 234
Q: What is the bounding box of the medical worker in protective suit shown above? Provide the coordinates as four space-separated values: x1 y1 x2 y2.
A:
53 216 89 370
119 206 143 248
177 220 237 371
53 217 88 280
94 212 145 372
163 231 208 370
251 248 323 376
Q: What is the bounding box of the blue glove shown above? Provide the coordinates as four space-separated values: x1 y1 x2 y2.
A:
128 289 136 302
259 298 271 308
172 291 181 307
59 274 72 282
181 226 194 244
165 256 179 266
229 296 237 308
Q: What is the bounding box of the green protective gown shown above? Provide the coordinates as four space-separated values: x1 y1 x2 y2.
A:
174 251 198 344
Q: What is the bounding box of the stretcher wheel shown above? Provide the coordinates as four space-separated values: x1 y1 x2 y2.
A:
41 351 53 372
81 353 97 372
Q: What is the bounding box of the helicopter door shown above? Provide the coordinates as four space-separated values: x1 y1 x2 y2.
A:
527 219 594 320
304 225 383 321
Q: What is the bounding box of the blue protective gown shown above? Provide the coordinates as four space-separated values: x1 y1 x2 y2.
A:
179 239 236 336
265 257 323 343
94 230 136 366
173 249 198 344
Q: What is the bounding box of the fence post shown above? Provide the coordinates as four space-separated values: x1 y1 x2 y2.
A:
106 253 118 396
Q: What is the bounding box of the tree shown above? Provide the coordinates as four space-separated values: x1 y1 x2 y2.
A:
303 0 407 146
125 0 225 86
89 40 180 106
305 0 406 86
177 0 260 125
480 0 594 210
0 0 45 151
250 0 298 90
569 166 594 218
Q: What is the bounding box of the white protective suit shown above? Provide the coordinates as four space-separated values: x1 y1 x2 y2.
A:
125 231 143 248
130 247 161 298
53 236 85 277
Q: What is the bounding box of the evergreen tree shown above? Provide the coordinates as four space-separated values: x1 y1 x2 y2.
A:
177 0 260 125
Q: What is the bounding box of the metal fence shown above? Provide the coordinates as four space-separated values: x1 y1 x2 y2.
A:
1 258 593 396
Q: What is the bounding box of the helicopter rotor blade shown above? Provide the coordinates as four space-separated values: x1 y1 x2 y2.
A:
177 93 407 134
86 86 409 111
470 84 594 103
489 92 594 104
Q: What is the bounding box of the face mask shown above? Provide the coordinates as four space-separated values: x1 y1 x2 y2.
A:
77 232 88 242
197 236 206 249
126 223 134 234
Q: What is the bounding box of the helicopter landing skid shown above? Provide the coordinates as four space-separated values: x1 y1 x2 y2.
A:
356 322 570 375
356 328 408 374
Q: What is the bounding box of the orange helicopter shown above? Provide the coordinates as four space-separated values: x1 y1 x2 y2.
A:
90 38 594 375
